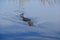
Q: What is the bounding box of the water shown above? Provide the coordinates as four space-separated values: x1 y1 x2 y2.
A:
0 0 60 40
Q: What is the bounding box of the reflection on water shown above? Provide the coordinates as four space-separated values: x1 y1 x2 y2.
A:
19 0 56 14
19 0 56 5
0 0 60 40
40 0 56 5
